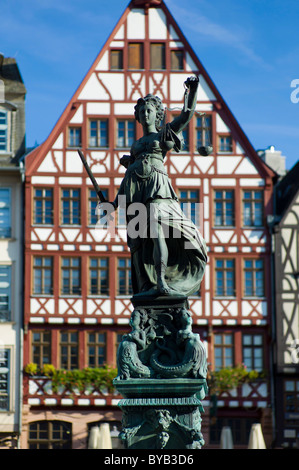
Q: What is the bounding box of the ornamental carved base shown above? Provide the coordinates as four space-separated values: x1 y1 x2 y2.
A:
113 296 208 449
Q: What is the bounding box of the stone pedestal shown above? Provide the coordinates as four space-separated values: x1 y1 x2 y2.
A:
113 295 208 449
114 378 207 449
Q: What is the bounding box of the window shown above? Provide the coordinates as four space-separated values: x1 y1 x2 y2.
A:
33 188 53 225
0 349 10 411
218 135 233 153
0 110 8 152
215 259 235 297
284 380 299 413
214 190 234 226
60 331 78 369
128 43 144 69
244 259 264 297
214 333 234 369
196 115 212 149
87 332 107 367
89 258 109 295
117 258 132 295
61 189 80 225
61 257 81 295
33 257 53 295
110 49 123 70
117 120 135 148
89 119 108 148
242 334 264 372
32 331 51 368
0 265 11 321
179 189 200 225
150 43 165 70
0 188 11 237
88 188 108 226
243 190 263 227
171 50 184 70
28 421 72 449
68 127 81 147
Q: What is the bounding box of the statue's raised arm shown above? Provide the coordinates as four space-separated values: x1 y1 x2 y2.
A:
169 75 199 135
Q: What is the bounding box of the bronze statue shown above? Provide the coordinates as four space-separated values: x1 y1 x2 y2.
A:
108 76 207 298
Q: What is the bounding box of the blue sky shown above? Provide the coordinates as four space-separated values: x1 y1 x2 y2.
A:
1 0 298 170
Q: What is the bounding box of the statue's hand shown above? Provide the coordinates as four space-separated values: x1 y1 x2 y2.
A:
185 75 199 91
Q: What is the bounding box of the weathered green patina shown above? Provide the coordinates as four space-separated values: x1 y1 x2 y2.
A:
109 76 208 449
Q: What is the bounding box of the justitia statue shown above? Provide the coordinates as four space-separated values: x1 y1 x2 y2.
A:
107 76 207 298
89 76 208 449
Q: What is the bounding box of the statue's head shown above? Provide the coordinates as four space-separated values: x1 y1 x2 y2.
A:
134 94 164 130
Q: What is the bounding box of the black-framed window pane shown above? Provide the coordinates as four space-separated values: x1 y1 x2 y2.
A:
33 257 53 295
150 43 165 70
171 50 184 70
110 49 123 70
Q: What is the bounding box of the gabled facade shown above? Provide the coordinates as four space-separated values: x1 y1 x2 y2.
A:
270 161 299 448
0 55 26 448
22 0 276 448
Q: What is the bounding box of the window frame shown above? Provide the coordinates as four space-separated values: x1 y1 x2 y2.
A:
110 49 123 70
68 126 82 148
28 420 72 449
214 332 234 370
33 187 54 226
0 265 11 321
242 333 264 372
0 348 10 411
242 190 264 227
170 49 184 71
218 134 233 153
32 330 52 368
60 331 79 370
179 188 200 226
0 187 12 238
150 42 166 70
243 258 265 297
32 256 53 296
86 331 107 367
89 257 109 296
117 257 132 296
61 188 81 225
215 258 236 297
61 257 81 296
214 189 235 227
196 114 212 150
128 42 144 70
116 119 135 149
88 119 109 148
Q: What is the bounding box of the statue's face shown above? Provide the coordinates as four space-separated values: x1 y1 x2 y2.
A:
139 102 156 127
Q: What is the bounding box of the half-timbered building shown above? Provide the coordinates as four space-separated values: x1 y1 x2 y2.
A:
270 161 299 448
22 0 276 448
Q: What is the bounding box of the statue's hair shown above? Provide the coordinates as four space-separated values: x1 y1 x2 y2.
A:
134 94 165 130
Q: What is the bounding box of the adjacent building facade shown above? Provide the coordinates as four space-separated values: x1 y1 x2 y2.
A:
22 0 277 448
270 161 299 448
0 55 26 448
